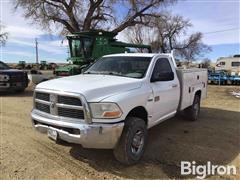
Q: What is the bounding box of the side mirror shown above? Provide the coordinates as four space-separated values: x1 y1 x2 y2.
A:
151 72 174 82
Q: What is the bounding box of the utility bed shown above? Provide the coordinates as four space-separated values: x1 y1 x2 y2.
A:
176 68 208 111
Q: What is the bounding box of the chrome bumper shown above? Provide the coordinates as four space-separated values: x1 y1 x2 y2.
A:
31 110 124 149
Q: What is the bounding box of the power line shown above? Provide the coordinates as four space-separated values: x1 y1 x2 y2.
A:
203 27 239 35
35 38 39 70
179 27 240 38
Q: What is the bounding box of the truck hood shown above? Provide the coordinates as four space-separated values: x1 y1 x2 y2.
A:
36 74 142 102
0 69 25 74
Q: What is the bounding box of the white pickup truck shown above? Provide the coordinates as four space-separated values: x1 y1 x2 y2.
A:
31 53 207 164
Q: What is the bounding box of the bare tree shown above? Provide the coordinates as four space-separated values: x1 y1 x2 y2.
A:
124 13 210 61
126 25 144 45
175 32 211 61
125 24 155 52
14 0 175 35
0 22 8 46
149 14 211 60
152 14 191 52
201 58 211 68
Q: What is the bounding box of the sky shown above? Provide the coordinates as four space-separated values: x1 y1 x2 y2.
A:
0 0 239 63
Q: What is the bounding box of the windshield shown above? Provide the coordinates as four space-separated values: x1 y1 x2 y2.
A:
0 61 10 70
69 37 93 58
85 56 152 79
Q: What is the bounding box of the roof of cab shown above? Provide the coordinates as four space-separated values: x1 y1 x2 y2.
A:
103 53 157 58
103 53 173 58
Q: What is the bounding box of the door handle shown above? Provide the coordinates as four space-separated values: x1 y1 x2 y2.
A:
172 84 178 88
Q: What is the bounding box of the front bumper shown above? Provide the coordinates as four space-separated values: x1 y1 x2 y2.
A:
0 81 27 91
31 110 124 149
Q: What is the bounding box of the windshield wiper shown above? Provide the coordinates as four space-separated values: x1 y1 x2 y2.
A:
107 72 121 76
100 72 126 77
84 71 124 77
84 71 102 75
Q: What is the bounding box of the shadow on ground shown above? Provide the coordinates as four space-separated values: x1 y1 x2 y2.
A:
69 107 240 179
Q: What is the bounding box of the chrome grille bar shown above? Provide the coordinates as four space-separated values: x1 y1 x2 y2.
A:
34 90 90 122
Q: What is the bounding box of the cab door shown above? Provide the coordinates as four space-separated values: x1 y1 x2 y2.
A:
149 58 180 123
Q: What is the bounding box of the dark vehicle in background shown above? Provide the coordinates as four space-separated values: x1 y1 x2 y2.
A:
0 61 28 92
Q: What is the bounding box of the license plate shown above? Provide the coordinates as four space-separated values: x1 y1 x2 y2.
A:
47 129 58 141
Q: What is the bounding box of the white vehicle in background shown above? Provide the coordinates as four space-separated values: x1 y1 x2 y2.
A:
31 53 207 164
215 55 240 75
28 70 55 85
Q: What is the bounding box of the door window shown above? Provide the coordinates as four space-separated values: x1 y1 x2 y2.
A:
151 58 173 81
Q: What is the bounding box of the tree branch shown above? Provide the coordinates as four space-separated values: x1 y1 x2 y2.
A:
111 0 163 33
83 0 104 30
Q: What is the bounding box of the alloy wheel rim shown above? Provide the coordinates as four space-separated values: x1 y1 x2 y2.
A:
131 130 144 155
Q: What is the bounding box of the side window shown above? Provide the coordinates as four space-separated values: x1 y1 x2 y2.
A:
151 58 174 82
231 62 240 67
217 62 226 67
153 58 173 74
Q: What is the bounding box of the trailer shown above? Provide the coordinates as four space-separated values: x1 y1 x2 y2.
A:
216 55 240 74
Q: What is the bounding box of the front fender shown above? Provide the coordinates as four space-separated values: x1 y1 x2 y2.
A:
93 85 152 124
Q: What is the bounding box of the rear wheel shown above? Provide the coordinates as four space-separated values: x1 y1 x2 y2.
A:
185 94 200 121
113 117 147 165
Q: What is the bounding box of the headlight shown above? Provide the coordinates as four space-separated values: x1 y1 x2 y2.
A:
89 103 122 119
0 74 9 81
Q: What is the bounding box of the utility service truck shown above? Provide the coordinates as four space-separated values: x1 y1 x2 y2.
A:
31 53 207 164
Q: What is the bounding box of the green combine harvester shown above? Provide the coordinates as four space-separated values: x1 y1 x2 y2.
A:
55 30 152 76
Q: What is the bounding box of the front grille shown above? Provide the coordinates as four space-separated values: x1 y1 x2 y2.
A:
35 92 50 101
58 95 82 106
10 74 23 82
58 107 84 119
34 91 84 120
35 102 50 113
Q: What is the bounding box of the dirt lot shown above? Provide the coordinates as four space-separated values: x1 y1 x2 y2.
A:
0 85 239 179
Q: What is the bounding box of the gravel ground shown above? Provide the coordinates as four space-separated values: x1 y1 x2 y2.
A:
0 85 239 179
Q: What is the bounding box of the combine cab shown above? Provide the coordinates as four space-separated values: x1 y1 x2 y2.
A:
55 30 151 76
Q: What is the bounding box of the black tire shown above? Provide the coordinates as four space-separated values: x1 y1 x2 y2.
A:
113 117 147 165
185 94 200 121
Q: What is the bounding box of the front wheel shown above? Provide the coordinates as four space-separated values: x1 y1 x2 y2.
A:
113 117 147 165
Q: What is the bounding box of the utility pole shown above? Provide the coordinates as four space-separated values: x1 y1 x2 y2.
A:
67 49 70 58
35 38 39 69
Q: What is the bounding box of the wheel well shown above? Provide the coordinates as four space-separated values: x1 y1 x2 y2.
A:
195 90 201 98
126 106 148 125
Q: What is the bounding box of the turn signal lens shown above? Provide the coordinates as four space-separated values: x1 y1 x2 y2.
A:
102 111 122 118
